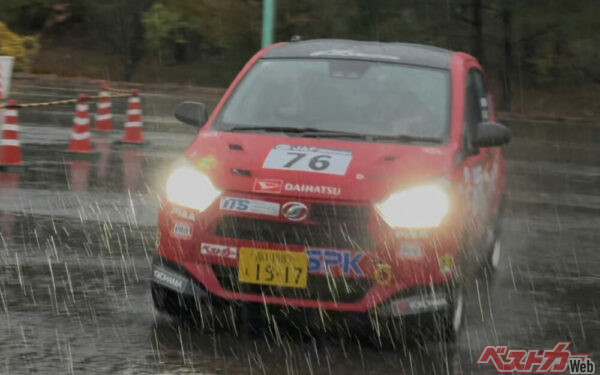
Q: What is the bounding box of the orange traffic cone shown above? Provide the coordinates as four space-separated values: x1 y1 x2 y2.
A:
94 82 113 132
119 89 146 145
66 94 98 158
0 100 26 170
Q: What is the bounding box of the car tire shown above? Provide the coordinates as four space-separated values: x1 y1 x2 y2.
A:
421 285 465 342
486 237 501 271
442 285 465 341
483 218 502 275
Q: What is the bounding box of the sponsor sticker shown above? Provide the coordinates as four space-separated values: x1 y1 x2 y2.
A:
263 144 353 176
220 197 280 216
200 243 238 259
171 207 196 221
439 254 454 274
153 266 188 293
284 183 341 196
476 342 595 374
393 296 448 315
395 230 428 240
281 201 309 221
172 221 192 239
399 244 423 258
374 261 392 285
194 155 218 172
253 178 284 194
306 249 365 277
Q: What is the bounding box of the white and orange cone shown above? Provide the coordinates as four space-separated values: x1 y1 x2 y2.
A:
120 89 146 145
94 82 113 132
66 94 97 157
0 100 25 170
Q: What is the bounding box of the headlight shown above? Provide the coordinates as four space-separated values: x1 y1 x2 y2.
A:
165 161 221 211
376 182 450 228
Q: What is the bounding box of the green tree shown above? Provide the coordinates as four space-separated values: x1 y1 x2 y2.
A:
0 21 39 72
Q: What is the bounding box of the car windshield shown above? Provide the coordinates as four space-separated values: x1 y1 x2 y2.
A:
215 58 450 142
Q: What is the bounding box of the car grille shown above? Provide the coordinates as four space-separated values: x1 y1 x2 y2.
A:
310 203 371 224
214 215 373 250
212 265 372 303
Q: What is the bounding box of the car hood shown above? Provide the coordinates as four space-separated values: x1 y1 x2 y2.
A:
185 131 458 202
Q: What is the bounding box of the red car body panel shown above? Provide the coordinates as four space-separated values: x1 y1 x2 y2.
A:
156 42 507 312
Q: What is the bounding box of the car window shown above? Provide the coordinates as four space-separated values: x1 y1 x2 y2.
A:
471 70 490 121
463 69 488 152
215 59 451 141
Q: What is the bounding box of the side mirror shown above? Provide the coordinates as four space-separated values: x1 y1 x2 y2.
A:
174 101 208 128
473 121 511 147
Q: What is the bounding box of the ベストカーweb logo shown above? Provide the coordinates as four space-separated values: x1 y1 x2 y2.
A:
476 342 595 374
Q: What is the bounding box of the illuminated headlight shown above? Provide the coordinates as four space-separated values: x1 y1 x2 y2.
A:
376 183 450 228
165 161 221 211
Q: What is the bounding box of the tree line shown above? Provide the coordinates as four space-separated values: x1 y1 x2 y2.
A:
1 0 599 109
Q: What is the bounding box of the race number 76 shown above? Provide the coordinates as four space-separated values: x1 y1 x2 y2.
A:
262 145 353 175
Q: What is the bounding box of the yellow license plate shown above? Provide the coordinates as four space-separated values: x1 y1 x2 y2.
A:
238 248 308 288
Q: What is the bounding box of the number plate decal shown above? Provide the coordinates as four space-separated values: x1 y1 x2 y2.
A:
238 248 308 288
263 145 353 175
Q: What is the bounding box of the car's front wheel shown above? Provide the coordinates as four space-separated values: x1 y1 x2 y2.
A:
487 237 502 270
434 285 465 342
402 284 465 343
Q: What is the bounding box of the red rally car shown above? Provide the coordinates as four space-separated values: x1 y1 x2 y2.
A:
151 39 511 340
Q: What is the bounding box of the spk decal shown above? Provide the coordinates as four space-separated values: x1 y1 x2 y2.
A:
307 249 364 276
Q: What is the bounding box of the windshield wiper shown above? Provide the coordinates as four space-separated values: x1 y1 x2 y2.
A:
302 131 442 144
228 125 441 144
228 125 325 133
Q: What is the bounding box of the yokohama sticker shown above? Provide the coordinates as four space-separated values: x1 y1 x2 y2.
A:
201 243 237 259
263 145 353 175
153 266 188 293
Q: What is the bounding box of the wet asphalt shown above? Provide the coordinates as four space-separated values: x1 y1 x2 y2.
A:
0 79 598 374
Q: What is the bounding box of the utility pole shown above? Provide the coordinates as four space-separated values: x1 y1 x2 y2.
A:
261 0 276 48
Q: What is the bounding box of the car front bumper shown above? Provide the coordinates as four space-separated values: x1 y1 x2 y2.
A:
152 255 453 318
